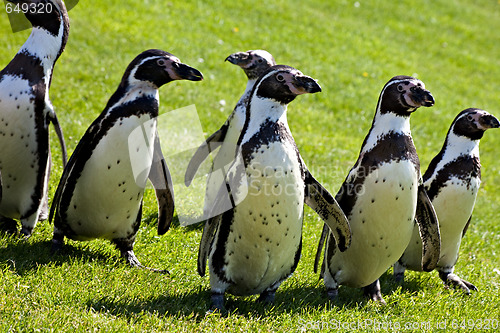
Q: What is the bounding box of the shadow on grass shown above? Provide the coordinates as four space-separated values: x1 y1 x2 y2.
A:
86 279 417 321
0 236 116 276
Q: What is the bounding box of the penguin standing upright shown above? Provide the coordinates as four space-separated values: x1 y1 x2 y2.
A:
394 108 499 293
50 50 203 270
184 50 275 220
198 65 351 311
315 76 441 303
0 0 69 236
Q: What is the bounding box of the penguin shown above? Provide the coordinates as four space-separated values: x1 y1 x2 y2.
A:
49 49 203 270
314 76 441 304
394 108 500 293
198 65 351 312
184 50 276 221
0 0 69 236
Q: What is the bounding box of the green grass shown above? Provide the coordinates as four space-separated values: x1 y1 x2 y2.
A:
1 0 500 331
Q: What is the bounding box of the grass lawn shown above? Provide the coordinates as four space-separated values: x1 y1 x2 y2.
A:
1 0 500 331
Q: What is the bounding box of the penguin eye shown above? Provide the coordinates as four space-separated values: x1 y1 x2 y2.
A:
276 74 285 82
397 84 405 92
157 59 167 66
466 114 474 121
257 59 264 63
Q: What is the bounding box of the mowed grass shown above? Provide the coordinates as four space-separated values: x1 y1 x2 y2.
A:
1 0 500 331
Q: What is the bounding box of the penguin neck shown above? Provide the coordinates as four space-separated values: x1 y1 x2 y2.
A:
362 111 411 154
241 96 288 143
20 23 67 79
442 131 480 161
108 82 159 113
234 79 257 116
243 79 257 98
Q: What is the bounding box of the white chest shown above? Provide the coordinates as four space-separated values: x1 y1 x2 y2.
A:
218 140 304 295
0 75 46 216
330 161 419 287
66 115 156 240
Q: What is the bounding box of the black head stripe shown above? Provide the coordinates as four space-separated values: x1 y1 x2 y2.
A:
23 0 69 37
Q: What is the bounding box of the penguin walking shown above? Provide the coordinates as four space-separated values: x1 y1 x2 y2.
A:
394 108 499 293
184 50 275 220
49 49 203 270
314 76 441 303
0 0 69 236
198 65 351 312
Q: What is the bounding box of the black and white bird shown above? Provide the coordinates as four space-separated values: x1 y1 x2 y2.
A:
0 0 69 236
198 65 351 311
49 49 203 270
394 108 499 293
315 75 441 303
184 50 276 221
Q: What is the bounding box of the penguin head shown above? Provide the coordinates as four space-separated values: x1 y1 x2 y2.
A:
451 108 500 140
378 76 435 116
253 65 322 105
8 0 70 58
8 0 69 36
124 49 204 89
225 50 276 80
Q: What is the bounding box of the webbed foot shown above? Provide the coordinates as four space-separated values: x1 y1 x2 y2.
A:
439 271 478 294
362 280 386 305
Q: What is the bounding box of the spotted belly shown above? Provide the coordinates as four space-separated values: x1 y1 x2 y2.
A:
213 141 304 296
64 116 156 240
327 161 418 288
401 177 479 271
0 76 45 218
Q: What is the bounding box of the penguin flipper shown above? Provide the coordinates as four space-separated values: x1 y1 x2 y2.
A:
149 134 175 235
314 223 329 274
184 124 228 187
415 183 441 272
49 130 89 223
304 170 351 251
49 119 104 223
462 215 472 238
197 214 221 277
46 105 68 167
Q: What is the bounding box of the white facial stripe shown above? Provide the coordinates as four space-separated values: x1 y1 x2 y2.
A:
128 56 166 85
250 50 275 65
51 0 62 12
424 131 480 187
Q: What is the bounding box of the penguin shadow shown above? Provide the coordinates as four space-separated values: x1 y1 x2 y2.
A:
85 283 373 320
0 236 112 276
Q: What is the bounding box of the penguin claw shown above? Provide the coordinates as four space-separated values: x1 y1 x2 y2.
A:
209 293 227 314
122 250 169 274
257 290 276 305
362 280 387 305
326 288 339 301
0 216 18 235
442 272 478 294
394 272 405 283
19 226 33 239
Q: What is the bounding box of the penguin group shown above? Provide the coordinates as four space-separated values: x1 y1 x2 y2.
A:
1 0 498 313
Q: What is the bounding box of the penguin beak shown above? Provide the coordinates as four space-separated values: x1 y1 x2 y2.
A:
225 52 251 67
410 87 435 107
172 63 204 81
479 114 500 129
290 75 322 95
